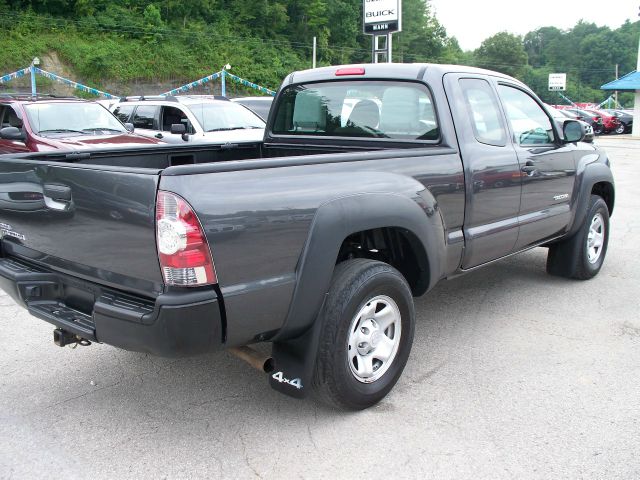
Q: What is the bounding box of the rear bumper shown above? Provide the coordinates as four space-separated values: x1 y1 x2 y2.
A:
0 255 223 357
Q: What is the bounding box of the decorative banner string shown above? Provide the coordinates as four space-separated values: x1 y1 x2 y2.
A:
161 71 223 96
0 67 31 84
225 72 276 96
33 67 117 99
161 70 276 97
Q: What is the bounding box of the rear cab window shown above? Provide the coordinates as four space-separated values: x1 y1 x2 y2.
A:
459 78 507 146
272 81 439 142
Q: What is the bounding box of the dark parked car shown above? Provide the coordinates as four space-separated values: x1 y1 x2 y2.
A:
0 64 613 410
0 94 164 153
231 96 274 121
602 109 632 134
546 105 594 142
564 108 604 135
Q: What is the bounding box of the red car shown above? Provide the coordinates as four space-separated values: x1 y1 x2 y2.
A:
0 94 164 153
585 109 621 134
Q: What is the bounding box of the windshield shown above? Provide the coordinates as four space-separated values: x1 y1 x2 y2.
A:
187 102 265 132
25 102 127 136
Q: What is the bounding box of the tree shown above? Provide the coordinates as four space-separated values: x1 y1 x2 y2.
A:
474 32 528 79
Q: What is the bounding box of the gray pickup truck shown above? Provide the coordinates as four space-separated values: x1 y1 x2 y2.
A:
0 64 614 410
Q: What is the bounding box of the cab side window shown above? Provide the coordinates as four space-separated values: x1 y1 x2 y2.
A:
459 78 506 146
161 106 193 133
498 85 554 145
132 105 159 130
0 105 23 129
113 105 135 124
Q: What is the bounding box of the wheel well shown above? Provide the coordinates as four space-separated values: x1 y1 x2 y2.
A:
336 227 429 296
592 182 614 216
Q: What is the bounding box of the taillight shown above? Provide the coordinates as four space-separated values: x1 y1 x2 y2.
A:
156 190 217 287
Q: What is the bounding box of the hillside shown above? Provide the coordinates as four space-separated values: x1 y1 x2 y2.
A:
0 2 637 104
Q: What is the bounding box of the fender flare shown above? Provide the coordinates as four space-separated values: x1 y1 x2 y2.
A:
567 159 614 237
269 192 446 398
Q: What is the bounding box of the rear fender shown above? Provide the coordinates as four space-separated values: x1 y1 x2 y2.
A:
269 192 445 398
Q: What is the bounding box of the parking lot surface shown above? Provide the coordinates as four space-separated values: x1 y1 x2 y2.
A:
0 136 638 480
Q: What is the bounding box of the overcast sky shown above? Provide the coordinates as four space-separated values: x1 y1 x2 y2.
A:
428 0 639 51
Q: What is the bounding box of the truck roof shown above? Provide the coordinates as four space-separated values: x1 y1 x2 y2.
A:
285 63 521 86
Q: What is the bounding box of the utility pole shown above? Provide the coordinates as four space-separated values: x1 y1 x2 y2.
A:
614 63 618 108
633 17 640 137
312 37 317 69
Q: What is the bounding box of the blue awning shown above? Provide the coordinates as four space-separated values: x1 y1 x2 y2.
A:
601 70 640 90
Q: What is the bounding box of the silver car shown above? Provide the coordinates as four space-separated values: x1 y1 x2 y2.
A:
111 95 265 144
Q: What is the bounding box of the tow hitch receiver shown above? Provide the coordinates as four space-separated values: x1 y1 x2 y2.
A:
53 328 92 348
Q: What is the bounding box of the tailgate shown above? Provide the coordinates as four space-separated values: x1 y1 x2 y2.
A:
0 159 163 296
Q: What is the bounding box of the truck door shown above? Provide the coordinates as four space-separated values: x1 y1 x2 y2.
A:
131 105 162 141
496 83 577 250
444 74 522 268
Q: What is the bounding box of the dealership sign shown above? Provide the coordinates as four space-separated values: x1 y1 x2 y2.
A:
548 73 567 91
363 0 402 34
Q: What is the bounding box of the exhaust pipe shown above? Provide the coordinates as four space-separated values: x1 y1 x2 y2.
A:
229 346 274 373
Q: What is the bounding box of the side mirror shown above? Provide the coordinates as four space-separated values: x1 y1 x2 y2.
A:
0 126 25 141
563 120 586 143
124 123 135 133
170 123 186 135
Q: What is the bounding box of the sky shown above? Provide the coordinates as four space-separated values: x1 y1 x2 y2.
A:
428 0 639 51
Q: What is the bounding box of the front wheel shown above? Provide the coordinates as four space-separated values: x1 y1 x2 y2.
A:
614 123 625 134
546 195 610 279
313 259 415 410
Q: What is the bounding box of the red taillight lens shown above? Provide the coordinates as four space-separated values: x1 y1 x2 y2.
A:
335 67 365 76
156 190 217 286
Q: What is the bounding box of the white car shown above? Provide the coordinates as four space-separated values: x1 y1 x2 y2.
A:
111 95 265 144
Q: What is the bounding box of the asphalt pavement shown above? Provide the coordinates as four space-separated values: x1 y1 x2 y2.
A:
0 136 638 479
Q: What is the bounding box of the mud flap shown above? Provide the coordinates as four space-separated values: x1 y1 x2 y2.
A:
268 296 327 399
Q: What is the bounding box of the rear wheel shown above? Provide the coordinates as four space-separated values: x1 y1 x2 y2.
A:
546 195 609 279
615 123 625 134
593 124 603 135
313 259 415 410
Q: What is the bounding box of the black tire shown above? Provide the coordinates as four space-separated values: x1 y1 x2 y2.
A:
593 125 603 135
312 259 415 410
546 195 609 280
614 123 625 135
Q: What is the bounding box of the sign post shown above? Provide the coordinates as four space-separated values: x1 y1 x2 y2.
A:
548 73 567 91
363 0 402 63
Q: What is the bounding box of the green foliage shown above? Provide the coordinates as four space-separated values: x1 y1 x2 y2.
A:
474 32 528 78
0 0 459 95
0 1 636 105
520 20 640 105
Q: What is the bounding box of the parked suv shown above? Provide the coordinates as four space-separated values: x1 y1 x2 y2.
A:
112 95 265 144
0 94 163 153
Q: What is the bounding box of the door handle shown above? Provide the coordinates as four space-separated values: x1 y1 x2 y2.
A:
43 184 72 211
43 184 71 201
